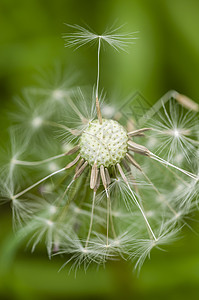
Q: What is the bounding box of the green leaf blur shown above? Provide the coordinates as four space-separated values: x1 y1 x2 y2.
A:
0 0 199 300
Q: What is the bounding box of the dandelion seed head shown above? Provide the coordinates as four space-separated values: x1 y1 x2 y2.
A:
80 119 128 167
32 116 43 128
156 195 165 204
174 212 181 219
62 142 74 153
49 205 57 214
11 197 17 204
146 137 157 148
82 248 88 254
174 153 184 164
74 206 81 214
112 211 120 217
113 239 120 246
101 104 116 118
173 129 180 137
149 99 198 163
146 210 154 217
48 162 59 172
46 219 54 227
52 89 65 100
10 157 17 165
40 183 54 194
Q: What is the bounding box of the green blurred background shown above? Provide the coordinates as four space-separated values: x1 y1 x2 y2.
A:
0 0 199 299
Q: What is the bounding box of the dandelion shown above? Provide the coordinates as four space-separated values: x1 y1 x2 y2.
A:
0 24 198 273
147 98 199 163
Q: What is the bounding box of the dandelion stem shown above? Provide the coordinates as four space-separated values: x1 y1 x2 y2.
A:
109 194 117 239
13 168 66 199
127 183 157 241
57 179 76 221
59 179 75 205
142 170 178 216
117 161 157 241
150 152 197 180
106 192 110 246
96 37 101 100
85 191 96 248
96 37 102 124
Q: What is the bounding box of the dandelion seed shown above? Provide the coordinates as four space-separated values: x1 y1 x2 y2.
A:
148 99 198 163
63 24 138 52
32 116 43 128
49 205 57 214
46 219 54 227
52 89 65 101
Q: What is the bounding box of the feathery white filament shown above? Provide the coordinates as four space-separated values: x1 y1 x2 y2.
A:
126 183 157 241
63 24 138 52
13 168 66 199
85 191 96 248
13 153 66 166
150 152 198 180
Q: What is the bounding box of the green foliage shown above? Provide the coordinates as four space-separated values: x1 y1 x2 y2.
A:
0 0 199 299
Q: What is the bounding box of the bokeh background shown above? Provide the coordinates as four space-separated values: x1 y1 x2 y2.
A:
0 0 199 299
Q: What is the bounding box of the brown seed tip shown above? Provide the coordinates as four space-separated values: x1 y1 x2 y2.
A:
90 162 98 189
126 153 142 171
128 128 152 137
94 170 100 192
127 140 150 156
175 93 199 112
65 145 80 156
117 163 128 184
100 165 107 189
74 161 88 179
105 168 111 186
65 154 80 169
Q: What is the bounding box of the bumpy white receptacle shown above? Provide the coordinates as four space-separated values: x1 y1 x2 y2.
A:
80 119 128 167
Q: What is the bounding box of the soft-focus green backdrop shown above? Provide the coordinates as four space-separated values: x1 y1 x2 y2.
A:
0 0 199 299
